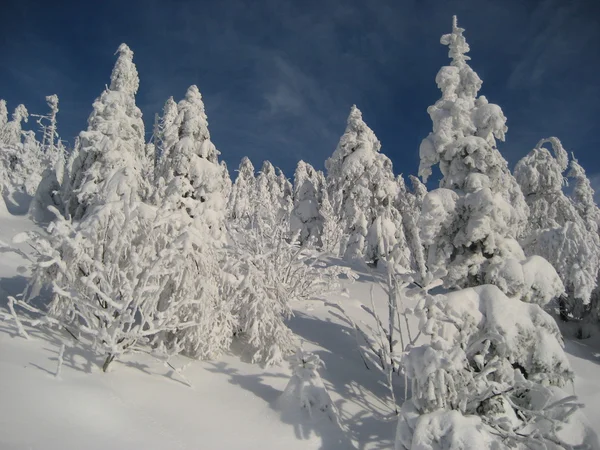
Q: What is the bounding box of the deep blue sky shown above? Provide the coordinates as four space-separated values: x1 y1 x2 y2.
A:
1 0 599 185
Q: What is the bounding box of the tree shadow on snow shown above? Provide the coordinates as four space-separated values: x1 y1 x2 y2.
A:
0 319 101 375
206 360 356 450
287 312 402 450
2 191 32 216
0 274 28 301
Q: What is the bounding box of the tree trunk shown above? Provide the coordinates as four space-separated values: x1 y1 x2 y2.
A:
102 353 115 372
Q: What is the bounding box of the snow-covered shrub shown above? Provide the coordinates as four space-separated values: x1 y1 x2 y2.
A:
19 184 231 371
396 276 589 449
279 348 338 424
229 213 354 366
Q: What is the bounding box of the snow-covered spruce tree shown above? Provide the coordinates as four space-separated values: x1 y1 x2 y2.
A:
515 138 600 320
569 156 600 233
290 160 322 245
418 16 531 290
395 276 596 450
153 96 179 180
66 44 148 219
156 85 227 241
277 167 294 222
228 156 256 222
396 176 426 281
326 105 399 262
568 157 600 325
408 175 427 210
318 188 343 254
220 160 232 202
255 160 289 227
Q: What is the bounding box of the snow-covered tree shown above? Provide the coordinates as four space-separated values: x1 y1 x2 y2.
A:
277 167 293 222
255 161 288 227
318 188 343 254
418 16 529 289
408 175 427 210
290 161 322 245
29 96 66 223
326 105 398 262
220 160 232 202
66 43 147 219
154 97 179 179
157 85 227 241
228 157 256 222
0 102 45 199
1 104 28 147
515 138 600 319
515 137 576 232
568 156 600 233
19 131 44 196
396 176 426 280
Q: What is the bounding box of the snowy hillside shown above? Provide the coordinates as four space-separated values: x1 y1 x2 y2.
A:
1 205 600 449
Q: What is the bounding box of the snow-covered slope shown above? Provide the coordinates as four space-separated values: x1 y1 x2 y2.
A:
0 202 599 449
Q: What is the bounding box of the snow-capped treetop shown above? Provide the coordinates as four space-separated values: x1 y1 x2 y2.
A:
514 137 579 231
173 85 218 164
110 43 139 96
516 138 600 310
220 160 232 200
516 137 567 198
419 17 510 186
160 85 225 236
66 44 146 218
229 156 256 221
568 155 600 233
441 15 471 67
238 156 255 179
326 105 399 260
291 160 321 244
154 96 179 169
409 174 427 208
326 105 382 183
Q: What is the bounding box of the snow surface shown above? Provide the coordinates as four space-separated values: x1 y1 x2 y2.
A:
1 200 600 449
